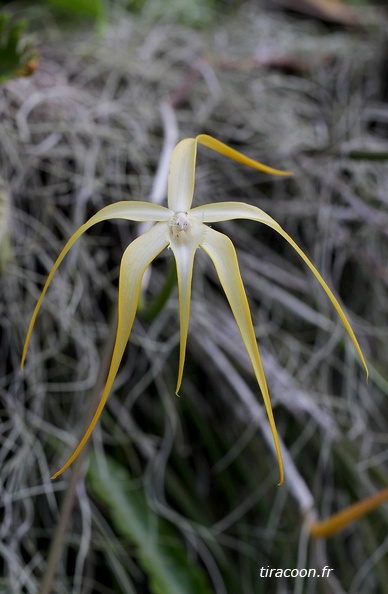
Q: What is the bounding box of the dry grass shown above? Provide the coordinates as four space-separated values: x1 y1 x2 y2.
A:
0 2 387 593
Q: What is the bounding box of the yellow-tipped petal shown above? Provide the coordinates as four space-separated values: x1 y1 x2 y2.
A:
21 201 171 368
51 222 168 479
276 228 368 378
194 201 368 378
196 134 293 177
200 227 284 486
309 488 388 538
168 138 197 212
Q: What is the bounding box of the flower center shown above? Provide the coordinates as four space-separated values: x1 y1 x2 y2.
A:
168 211 191 239
167 211 206 248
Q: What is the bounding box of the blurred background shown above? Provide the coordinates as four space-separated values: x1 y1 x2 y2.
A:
0 0 387 592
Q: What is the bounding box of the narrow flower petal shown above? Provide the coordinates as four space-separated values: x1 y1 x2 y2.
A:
51 222 169 479
191 201 276 224
168 243 198 395
170 242 195 395
309 487 388 538
200 227 284 485
195 201 368 378
197 134 293 177
168 138 197 212
168 215 206 394
21 201 171 368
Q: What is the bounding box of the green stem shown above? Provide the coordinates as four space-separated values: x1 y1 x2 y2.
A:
138 260 176 322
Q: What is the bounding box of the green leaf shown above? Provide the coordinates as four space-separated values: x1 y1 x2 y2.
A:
88 452 212 594
45 0 106 22
0 13 39 84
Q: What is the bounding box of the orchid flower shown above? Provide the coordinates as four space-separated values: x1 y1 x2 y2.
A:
21 134 368 482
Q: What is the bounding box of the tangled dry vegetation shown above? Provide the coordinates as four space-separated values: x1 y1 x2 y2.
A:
0 2 387 593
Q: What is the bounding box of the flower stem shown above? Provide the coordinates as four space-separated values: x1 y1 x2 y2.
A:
138 260 176 321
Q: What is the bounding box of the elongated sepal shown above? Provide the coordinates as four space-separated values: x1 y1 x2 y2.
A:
21 201 171 369
168 138 197 212
168 215 206 395
170 242 196 395
194 201 368 378
201 227 284 486
51 223 168 479
197 134 293 177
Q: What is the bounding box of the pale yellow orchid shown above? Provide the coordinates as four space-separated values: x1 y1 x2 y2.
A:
21 134 368 482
